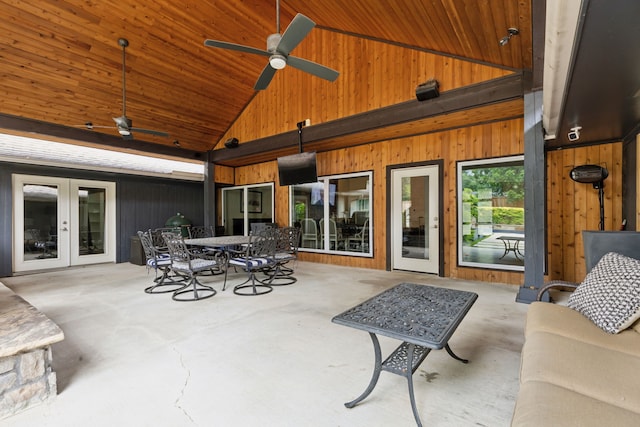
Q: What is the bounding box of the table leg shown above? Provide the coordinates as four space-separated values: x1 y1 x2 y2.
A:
405 343 424 427
445 344 469 364
345 332 382 408
498 238 510 259
515 239 524 258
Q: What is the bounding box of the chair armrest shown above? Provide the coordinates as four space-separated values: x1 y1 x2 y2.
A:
537 280 579 301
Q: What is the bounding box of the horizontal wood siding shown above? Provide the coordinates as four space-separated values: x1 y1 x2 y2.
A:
234 117 527 285
214 164 235 185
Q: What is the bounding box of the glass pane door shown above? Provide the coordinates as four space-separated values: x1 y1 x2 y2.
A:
13 175 70 271
391 165 440 274
69 180 116 266
13 175 116 272
78 187 106 255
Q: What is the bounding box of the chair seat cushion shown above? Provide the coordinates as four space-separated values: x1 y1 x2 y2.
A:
172 258 218 273
229 257 272 268
274 252 295 261
147 254 171 268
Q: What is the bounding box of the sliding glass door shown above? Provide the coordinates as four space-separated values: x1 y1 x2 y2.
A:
221 184 274 235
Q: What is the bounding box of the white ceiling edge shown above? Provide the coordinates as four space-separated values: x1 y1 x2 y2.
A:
542 0 583 140
0 133 204 181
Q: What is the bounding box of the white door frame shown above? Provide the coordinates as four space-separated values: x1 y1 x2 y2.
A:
12 174 116 272
390 164 441 274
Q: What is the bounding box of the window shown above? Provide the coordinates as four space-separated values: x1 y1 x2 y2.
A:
290 172 372 256
457 156 524 271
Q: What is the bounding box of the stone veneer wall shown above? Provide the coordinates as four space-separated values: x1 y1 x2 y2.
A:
0 282 64 420
0 346 57 419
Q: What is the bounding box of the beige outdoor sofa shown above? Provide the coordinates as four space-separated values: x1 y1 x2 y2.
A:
511 251 640 426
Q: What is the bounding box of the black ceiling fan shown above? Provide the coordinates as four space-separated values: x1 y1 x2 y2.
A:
111 38 169 140
203 0 339 90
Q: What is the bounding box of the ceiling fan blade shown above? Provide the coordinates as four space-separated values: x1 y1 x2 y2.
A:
277 14 315 55
287 56 340 82
130 127 170 137
254 63 278 90
204 39 271 57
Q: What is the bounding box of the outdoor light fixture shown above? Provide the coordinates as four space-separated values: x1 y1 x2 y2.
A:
499 27 520 46
269 54 287 69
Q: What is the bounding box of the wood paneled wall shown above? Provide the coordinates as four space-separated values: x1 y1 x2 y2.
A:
214 164 235 185
546 142 624 283
234 117 529 285
218 31 512 148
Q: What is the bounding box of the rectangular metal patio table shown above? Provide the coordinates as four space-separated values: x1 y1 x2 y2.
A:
332 282 478 427
184 235 251 248
184 235 252 290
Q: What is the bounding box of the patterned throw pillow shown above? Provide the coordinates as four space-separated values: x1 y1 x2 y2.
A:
567 252 640 334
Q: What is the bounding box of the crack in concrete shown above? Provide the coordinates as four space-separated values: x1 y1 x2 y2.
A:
173 347 195 424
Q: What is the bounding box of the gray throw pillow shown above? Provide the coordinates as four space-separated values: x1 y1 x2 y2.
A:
567 252 640 334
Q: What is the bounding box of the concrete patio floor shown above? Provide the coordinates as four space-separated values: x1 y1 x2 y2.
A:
1 261 528 426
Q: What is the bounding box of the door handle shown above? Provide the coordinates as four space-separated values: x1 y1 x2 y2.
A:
61 227 68 231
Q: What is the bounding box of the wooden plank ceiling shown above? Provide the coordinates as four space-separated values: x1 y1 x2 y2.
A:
0 0 531 161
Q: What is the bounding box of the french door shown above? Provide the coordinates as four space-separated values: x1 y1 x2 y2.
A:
13 175 116 272
390 165 440 274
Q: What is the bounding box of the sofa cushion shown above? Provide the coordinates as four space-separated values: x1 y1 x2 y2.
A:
525 302 640 357
567 252 640 333
512 380 640 427
520 331 640 414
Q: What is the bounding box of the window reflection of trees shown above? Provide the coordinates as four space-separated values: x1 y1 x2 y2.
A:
458 156 525 271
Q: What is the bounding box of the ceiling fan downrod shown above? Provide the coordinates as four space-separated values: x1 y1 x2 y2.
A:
118 38 129 117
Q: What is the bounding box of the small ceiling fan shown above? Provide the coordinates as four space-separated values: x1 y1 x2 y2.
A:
204 0 339 90
111 38 169 140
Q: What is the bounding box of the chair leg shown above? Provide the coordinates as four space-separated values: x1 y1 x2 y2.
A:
263 262 297 286
172 275 216 301
145 267 187 294
233 271 273 296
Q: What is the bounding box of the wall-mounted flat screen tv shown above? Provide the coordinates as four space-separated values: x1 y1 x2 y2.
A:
277 151 318 186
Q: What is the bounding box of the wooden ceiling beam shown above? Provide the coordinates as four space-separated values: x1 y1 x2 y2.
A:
0 113 203 160
210 73 524 166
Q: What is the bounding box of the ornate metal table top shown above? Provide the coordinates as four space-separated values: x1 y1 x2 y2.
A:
184 235 251 247
332 283 478 349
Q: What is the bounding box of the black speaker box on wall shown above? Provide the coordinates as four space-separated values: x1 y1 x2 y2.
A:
224 137 239 149
416 79 440 101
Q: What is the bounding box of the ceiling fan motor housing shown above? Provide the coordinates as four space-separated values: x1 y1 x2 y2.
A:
267 33 282 52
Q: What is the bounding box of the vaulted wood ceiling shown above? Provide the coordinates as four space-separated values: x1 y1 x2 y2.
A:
0 0 533 161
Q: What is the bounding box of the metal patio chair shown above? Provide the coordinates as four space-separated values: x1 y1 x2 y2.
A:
228 228 278 296
162 231 225 301
263 226 301 286
138 229 186 294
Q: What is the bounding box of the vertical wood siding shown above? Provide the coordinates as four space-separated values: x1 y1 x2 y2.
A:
546 142 623 283
218 31 512 147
